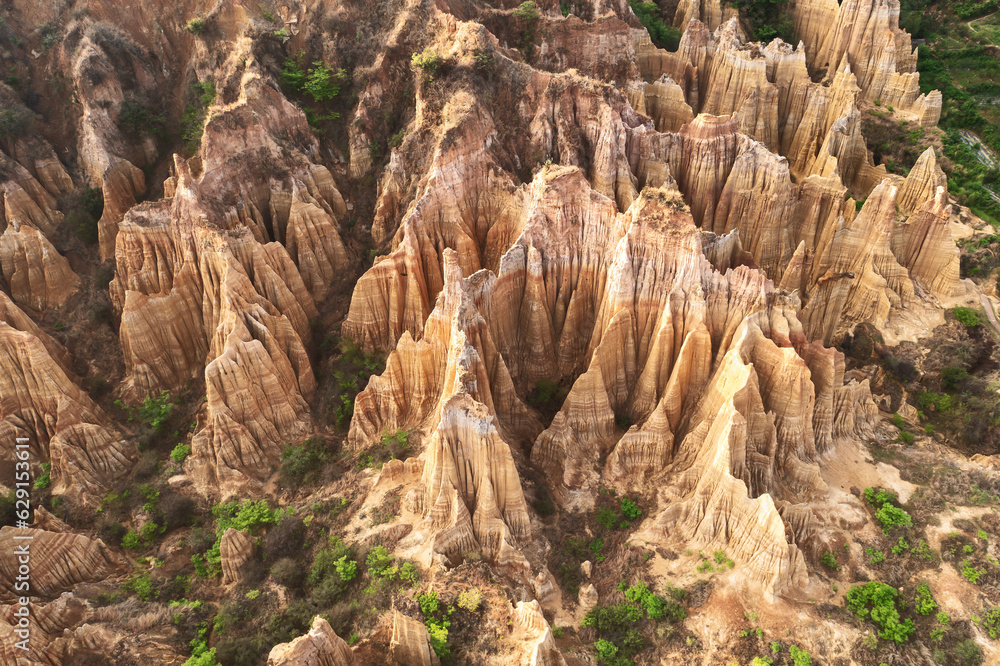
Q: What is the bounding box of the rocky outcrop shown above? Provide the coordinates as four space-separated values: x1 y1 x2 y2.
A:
0 219 78 311
267 616 355 666
354 164 878 592
673 0 737 31
799 179 914 342
98 159 146 261
111 58 349 496
355 250 537 565
0 293 134 506
0 528 124 601
389 611 440 666
537 15 638 82
220 528 255 585
511 600 567 666
790 0 941 125
0 152 66 237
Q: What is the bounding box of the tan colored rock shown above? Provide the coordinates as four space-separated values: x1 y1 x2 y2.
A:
0 153 65 237
12 138 75 199
267 616 355 665
577 584 598 615
896 147 947 215
98 159 146 261
220 528 255 585
511 600 567 666
790 0 940 124
352 250 537 564
389 611 440 666
673 0 737 31
537 15 638 82
891 186 961 298
0 219 78 311
0 302 134 505
113 154 316 496
0 528 124 600
641 76 695 133
800 179 913 342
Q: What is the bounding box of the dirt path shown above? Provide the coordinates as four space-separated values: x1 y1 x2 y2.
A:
980 293 1000 336
969 9 1000 32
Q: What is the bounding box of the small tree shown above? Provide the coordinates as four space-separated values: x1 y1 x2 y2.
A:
952 306 981 328
411 49 443 78
513 1 540 21
185 18 208 35
303 62 345 102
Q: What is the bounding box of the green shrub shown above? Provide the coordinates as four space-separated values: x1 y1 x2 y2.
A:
863 490 912 531
917 391 953 413
181 81 216 153
411 49 443 77
962 560 983 584
953 307 982 328
623 581 686 621
137 390 173 431
303 62 345 102
530 379 561 406
875 503 912 530
789 645 812 666
417 591 451 657
982 607 1000 638
594 638 619 663
33 462 51 490
846 582 914 643
122 530 141 550
821 551 838 569
124 572 155 601
198 500 282 576
456 588 482 612
185 18 207 35
596 507 619 530
941 366 970 391
170 443 191 464
334 555 357 582
183 639 218 666
956 638 984 665
118 98 165 138
629 0 681 50
282 56 307 90
280 439 328 485
914 582 937 615
513 1 540 21
620 498 641 521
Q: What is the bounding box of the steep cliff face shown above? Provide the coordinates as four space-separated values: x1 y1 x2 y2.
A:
0 292 133 506
0 527 124 599
0 149 78 311
790 0 941 126
352 164 877 593
107 55 354 496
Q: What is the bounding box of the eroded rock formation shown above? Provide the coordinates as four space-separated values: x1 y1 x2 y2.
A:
267 616 355 666
0 528 124 600
0 292 134 506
